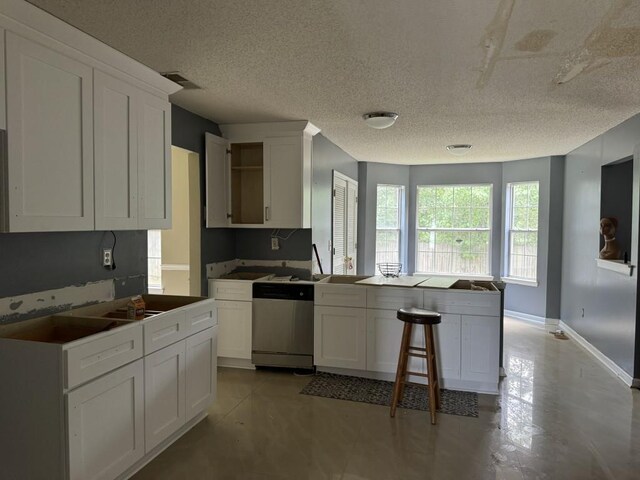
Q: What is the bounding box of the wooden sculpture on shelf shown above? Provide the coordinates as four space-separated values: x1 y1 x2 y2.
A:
599 217 621 260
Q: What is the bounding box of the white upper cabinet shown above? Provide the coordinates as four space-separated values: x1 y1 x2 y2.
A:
206 121 319 229
0 1 180 232
138 91 172 229
94 71 138 230
3 32 94 232
264 135 303 228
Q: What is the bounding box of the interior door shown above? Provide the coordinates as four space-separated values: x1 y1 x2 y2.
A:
205 132 230 227
332 172 358 274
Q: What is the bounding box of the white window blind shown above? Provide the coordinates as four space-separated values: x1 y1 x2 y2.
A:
376 185 403 266
506 182 539 280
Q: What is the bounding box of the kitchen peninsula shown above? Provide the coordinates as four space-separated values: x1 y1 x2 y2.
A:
313 275 502 394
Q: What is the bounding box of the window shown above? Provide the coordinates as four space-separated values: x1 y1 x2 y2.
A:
376 185 404 265
416 184 492 275
506 182 539 280
147 230 162 289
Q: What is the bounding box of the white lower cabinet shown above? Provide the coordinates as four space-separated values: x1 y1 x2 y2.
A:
434 314 462 380
216 300 252 359
461 315 500 383
314 306 366 370
144 341 186 452
186 326 218 421
67 360 145 480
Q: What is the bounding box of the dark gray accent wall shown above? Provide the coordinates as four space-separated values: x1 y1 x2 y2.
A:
312 134 359 274
408 162 503 277
170 104 235 294
357 162 411 275
561 115 640 377
234 229 312 261
0 230 147 323
600 159 633 258
501 157 553 318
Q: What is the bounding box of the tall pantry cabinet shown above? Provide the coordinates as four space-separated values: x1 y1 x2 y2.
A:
0 0 179 233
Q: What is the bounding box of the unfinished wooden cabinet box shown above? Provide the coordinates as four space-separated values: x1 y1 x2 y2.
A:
205 121 319 229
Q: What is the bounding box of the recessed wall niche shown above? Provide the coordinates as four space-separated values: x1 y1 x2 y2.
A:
600 157 633 261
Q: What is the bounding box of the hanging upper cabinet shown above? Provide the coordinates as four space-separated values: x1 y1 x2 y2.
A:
205 122 319 229
2 32 94 232
0 8 180 233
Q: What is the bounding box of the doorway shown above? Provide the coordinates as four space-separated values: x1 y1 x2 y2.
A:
147 146 201 295
332 171 358 274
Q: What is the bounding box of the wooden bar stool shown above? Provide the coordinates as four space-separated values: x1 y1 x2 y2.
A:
390 307 442 424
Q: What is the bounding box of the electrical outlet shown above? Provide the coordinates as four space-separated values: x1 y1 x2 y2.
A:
103 248 113 268
271 238 279 250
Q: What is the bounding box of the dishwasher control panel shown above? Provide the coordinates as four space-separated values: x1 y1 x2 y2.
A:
252 282 314 301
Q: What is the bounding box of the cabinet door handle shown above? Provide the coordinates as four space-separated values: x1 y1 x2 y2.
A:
265 206 270 221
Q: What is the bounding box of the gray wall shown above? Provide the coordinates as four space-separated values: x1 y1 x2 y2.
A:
561 115 640 377
357 162 411 276
312 134 359 274
546 157 565 320
501 157 552 318
171 105 236 294
234 229 312 261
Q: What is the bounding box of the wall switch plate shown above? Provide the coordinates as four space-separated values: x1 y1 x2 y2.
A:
271 238 279 250
103 248 113 268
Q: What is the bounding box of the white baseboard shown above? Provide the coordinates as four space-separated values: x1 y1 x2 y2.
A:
505 310 560 331
558 321 634 387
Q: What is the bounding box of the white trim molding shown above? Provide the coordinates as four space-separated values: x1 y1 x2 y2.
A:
505 310 560 330
595 258 634 276
559 321 634 387
501 277 539 287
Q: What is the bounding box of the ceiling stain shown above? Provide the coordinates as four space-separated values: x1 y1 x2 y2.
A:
515 29 557 52
555 0 635 84
477 0 516 89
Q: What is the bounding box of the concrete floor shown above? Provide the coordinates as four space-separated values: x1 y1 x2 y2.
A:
133 318 640 479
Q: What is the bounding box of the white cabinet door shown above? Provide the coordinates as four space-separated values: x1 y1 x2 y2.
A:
94 71 138 230
144 341 186 452
138 91 171 229
461 315 500 383
366 309 403 374
434 314 462 380
205 132 230 227
314 306 366 370
5 32 94 232
186 326 218 421
67 360 144 480
216 300 252 359
264 135 303 228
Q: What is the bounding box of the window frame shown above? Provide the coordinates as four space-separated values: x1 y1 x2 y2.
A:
415 183 493 277
375 184 405 268
503 181 540 285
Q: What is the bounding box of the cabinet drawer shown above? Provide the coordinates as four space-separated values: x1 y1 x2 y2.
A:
144 311 189 354
366 287 423 310
315 284 366 308
209 279 253 301
423 290 500 316
186 299 217 334
65 325 143 389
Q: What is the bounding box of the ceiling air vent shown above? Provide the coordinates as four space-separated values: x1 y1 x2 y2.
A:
160 72 200 90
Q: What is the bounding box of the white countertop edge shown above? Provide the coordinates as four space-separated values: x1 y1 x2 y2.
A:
595 258 635 276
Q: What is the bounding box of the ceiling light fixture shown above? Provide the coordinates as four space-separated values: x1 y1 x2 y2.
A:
363 112 398 129
446 144 472 156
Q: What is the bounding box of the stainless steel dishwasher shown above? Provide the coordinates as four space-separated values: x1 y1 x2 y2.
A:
252 282 314 369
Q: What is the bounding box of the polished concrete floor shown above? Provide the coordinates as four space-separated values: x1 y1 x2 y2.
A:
133 318 640 479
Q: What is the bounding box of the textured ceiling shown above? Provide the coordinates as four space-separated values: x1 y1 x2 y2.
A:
27 0 640 164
